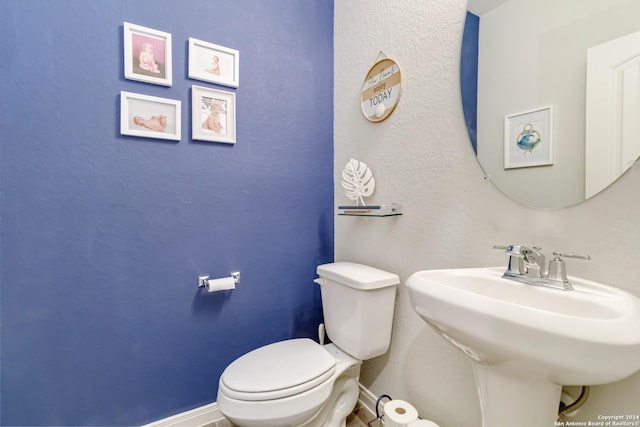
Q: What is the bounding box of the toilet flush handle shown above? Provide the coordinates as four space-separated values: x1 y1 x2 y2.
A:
314 278 325 345
318 323 325 345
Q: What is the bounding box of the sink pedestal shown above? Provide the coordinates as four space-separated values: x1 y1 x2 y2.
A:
473 364 561 427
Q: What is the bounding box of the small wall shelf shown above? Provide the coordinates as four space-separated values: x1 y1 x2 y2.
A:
337 203 402 217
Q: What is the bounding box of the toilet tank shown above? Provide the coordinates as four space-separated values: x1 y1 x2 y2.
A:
316 262 399 360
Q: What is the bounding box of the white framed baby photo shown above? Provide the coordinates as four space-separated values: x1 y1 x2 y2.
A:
123 22 173 86
120 91 181 141
188 38 239 88
191 85 236 144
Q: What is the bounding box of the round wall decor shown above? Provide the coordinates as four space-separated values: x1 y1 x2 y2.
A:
360 57 402 122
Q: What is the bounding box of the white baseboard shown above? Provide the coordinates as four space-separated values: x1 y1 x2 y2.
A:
356 383 380 421
141 402 224 427
143 383 379 427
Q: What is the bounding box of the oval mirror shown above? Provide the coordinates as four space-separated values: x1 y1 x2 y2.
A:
461 0 640 209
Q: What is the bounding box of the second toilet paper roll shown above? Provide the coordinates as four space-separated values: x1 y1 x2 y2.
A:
384 400 419 427
206 277 236 292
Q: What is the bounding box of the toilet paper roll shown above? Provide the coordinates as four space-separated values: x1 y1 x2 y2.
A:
384 400 419 427
409 420 440 427
206 277 236 292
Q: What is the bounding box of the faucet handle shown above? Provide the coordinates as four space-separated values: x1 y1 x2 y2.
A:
552 251 591 261
547 251 591 284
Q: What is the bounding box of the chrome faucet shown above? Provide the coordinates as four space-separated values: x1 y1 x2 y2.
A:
493 245 591 291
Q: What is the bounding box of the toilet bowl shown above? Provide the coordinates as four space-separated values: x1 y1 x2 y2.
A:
217 339 361 427
216 262 400 427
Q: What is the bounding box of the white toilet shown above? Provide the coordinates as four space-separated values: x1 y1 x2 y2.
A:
216 261 399 427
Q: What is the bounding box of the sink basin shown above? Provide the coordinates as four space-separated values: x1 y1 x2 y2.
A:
406 267 640 427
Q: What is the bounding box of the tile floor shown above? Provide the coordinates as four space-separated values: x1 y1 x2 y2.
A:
347 405 378 426
348 414 380 426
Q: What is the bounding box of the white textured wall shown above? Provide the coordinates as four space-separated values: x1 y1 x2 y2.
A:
334 1 640 425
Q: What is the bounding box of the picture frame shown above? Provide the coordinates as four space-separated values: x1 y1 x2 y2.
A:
124 22 172 86
504 105 554 169
191 85 236 144
120 91 181 141
188 38 239 88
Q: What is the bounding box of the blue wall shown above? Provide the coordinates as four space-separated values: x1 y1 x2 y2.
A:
460 11 479 154
0 1 334 425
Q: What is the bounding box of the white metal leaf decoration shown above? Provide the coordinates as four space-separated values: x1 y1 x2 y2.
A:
341 158 375 206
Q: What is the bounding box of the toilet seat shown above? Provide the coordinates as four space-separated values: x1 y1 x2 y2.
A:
219 338 336 401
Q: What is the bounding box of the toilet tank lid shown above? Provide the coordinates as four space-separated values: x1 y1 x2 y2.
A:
316 262 400 290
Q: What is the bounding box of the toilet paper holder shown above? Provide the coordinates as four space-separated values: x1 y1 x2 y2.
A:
198 271 240 288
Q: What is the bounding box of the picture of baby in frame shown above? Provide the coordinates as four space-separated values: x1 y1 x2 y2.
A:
133 115 167 132
120 91 180 141
205 55 221 75
126 96 176 136
131 33 165 78
201 97 227 134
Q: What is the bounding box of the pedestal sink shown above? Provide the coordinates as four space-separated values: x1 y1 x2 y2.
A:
406 267 640 427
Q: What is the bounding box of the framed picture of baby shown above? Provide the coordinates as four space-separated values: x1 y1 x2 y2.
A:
120 91 181 141
188 38 239 88
191 85 236 144
123 22 172 86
